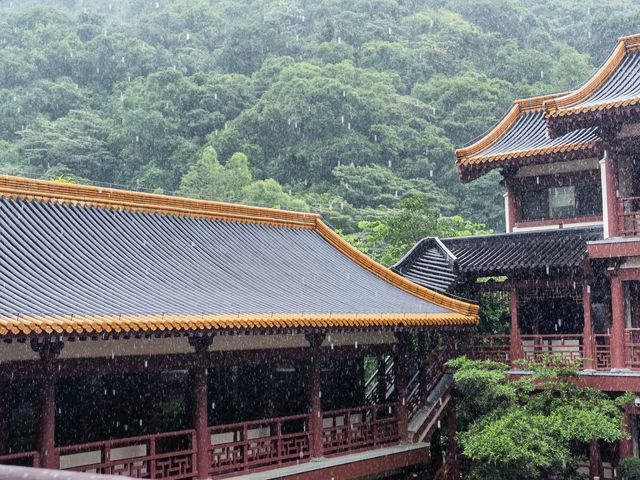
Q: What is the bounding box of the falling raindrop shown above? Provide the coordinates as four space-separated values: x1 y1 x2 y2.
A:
388 160 392 168
155 2 160 8
341 115 345 124
136 135 139 142
540 70 544 79
186 33 190 40
347 122 351 129
337 37 342 44
429 170 433 178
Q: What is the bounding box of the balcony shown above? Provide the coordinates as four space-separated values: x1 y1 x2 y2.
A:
471 333 612 371
618 196 640 237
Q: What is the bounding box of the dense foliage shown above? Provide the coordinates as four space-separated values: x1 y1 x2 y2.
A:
448 356 631 480
1 0 639 257
620 457 640 480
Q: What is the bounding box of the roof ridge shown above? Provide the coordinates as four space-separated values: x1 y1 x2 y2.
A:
441 225 603 242
544 35 632 117
0 175 320 228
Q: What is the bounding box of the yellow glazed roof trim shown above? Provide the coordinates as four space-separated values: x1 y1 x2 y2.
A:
0 312 477 337
459 139 601 166
0 175 320 229
455 92 568 164
544 34 640 116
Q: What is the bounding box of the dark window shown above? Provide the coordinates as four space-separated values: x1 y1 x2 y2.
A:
520 189 546 220
519 181 602 221
576 184 602 216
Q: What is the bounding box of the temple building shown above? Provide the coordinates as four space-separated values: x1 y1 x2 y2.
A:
396 33 640 479
0 176 478 479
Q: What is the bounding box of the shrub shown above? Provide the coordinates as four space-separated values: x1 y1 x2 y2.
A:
620 457 640 480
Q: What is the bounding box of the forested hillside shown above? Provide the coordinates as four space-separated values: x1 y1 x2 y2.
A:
0 0 638 258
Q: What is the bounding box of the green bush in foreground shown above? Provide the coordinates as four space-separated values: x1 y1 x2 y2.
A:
620 457 640 480
448 356 632 480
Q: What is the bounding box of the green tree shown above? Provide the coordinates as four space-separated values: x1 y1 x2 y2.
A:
449 357 631 480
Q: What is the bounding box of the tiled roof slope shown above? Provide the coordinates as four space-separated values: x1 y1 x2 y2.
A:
545 34 640 136
455 93 601 182
0 176 478 338
395 228 603 291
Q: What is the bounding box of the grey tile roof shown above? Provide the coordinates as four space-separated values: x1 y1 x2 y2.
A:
479 111 599 158
0 197 451 318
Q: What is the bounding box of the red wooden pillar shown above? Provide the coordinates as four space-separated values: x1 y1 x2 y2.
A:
589 439 603 480
620 410 633 460
505 187 518 233
192 366 209 479
37 365 58 469
610 274 626 370
509 286 523 365
603 152 619 238
394 334 410 442
583 284 595 370
189 336 213 480
306 334 324 458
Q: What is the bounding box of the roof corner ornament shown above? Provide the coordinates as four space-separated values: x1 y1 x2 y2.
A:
188 334 213 353
30 337 64 361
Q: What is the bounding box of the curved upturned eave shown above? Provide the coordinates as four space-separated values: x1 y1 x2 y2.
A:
455 92 599 182
544 34 640 135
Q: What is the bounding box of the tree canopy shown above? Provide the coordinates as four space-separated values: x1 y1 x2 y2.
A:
0 0 638 236
448 356 632 480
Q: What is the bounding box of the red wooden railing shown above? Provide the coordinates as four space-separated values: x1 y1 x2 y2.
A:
468 334 511 363
322 403 399 456
618 196 640 236
57 430 196 479
407 346 450 416
0 451 40 468
471 334 614 371
521 334 584 363
207 414 310 477
595 333 612 370
625 329 640 369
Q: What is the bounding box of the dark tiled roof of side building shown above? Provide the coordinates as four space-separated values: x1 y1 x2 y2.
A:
393 227 603 293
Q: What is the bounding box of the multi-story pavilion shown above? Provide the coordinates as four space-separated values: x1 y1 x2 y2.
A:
397 33 640 480
0 176 478 480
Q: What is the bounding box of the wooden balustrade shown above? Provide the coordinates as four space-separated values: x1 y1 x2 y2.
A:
520 334 584 363
618 196 640 236
207 414 310 477
56 430 196 479
322 403 399 456
594 333 612 370
625 329 640 369
0 451 40 468
468 334 511 363
470 334 614 370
